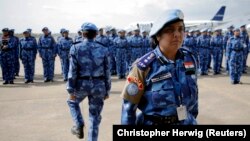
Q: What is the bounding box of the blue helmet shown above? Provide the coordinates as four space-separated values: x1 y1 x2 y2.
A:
149 9 184 37
81 22 98 31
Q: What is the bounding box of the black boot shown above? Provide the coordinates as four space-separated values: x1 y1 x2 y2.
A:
71 125 84 139
9 81 14 84
3 81 9 85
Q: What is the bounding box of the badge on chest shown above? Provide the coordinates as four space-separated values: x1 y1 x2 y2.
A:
151 73 172 83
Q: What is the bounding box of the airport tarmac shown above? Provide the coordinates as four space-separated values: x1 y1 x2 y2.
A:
0 56 250 141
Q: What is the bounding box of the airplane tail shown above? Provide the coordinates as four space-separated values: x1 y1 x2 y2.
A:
211 6 226 21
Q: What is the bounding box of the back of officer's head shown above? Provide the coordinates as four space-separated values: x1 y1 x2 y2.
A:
81 22 98 39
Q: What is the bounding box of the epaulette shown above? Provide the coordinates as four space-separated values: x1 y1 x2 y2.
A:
73 41 81 45
136 51 156 71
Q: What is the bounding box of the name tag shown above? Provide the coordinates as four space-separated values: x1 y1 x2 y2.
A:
151 73 172 83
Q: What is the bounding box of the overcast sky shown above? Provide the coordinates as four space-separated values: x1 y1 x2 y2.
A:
0 0 250 33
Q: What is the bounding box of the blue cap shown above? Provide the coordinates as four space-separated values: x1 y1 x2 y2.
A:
228 25 234 29
10 29 15 32
42 27 49 31
27 28 32 32
60 28 66 33
149 9 184 37
2 28 9 32
81 22 98 31
118 29 126 33
233 28 240 31
62 30 69 33
240 24 246 28
214 28 221 32
23 29 30 34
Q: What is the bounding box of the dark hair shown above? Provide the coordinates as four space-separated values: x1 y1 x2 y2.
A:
83 30 97 39
150 36 158 49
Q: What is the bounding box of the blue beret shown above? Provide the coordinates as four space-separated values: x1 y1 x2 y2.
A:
81 22 98 31
149 9 184 37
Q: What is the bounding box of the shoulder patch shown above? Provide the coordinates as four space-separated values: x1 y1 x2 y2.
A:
136 51 156 71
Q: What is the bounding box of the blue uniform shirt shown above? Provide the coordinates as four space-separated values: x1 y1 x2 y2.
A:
67 39 111 95
121 46 198 125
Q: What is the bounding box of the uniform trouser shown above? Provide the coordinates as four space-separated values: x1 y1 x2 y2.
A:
14 55 20 75
67 80 106 141
199 48 209 74
229 51 244 82
130 48 142 65
225 47 230 71
219 48 224 68
207 49 212 68
42 58 55 80
212 47 222 73
21 54 35 81
1 52 15 81
116 49 127 77
242 47 249 72
60 58 69 79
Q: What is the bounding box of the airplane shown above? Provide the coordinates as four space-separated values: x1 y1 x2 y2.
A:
184 6 227 29
127 6 227 33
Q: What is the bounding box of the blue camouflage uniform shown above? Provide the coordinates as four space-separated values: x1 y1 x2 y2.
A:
113 31 129 78
223 27 234 72
108 32 118 75
19 30 37 82
0 29 16 84
240 27 249 73
196 30 211 75
57 33 73 80
227 32 244 84
121 9 198 125
74 29 83 42
67 23 111 141
9 29 20 76
129 33 143 65
207 30 212 69
183 33 197 54
38 28 57 81
210 31 223 74
142 34 151 55
95 34 110 47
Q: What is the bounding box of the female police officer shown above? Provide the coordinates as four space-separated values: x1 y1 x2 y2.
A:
121 9 198 125
66 22 111 140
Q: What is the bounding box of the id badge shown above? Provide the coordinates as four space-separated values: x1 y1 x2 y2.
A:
176 105 187 121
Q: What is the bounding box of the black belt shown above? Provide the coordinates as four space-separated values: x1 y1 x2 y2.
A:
78 76 105 80
143 114 179 125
